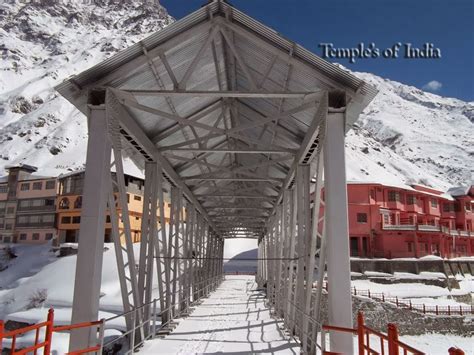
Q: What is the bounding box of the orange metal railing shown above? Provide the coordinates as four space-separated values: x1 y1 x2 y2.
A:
0 309 104 355
321 312 465 355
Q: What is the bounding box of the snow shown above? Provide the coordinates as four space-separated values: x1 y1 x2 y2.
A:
139 275 300 354
400 334 473 355
0 243 158 318
352 279 469 298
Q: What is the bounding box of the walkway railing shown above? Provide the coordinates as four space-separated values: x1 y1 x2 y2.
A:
321 312 464 355
0 309 104 355
0 275 223 354
350 286 473 316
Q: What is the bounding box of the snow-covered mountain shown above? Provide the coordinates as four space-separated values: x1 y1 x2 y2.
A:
0 0 472 189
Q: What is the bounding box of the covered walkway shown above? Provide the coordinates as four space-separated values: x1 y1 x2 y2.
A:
140 275 299 354
55 0 377 353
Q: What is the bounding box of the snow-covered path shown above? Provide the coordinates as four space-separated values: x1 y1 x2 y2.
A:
140 275 300 354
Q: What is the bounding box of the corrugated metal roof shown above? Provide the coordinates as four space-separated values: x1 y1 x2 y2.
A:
55 0 377 238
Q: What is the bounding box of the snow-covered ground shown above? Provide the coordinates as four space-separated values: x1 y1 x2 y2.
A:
139 275 300 354
0 242 156 319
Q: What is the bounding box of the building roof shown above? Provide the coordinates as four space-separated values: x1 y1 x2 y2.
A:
5 164 38 173
347 180 455 201
55 0 377 238
447 186 473 197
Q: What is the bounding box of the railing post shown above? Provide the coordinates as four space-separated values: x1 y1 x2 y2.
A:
44 308 54 355
387 323 399 355
448 305 451 316
130 309 136 353
459 305 462 316
0 320 3 350
396 297 399 307
357 312 365 355
98 320 105 354
436 305 439 315
152 299 157 339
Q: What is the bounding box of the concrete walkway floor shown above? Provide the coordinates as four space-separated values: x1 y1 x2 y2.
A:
140 275 300 354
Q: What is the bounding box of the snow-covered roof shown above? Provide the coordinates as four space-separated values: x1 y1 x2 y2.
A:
447 186 472 197
346 180 455 201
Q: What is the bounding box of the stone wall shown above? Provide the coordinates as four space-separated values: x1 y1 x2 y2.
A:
319 294 473 336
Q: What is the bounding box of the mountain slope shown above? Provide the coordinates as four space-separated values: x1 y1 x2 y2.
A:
0 0 172 176
0 1 472 189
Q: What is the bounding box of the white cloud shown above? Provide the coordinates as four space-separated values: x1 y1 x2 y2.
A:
422 80 443 92
224 238 258 259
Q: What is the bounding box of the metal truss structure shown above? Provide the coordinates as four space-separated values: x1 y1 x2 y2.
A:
56 1 376 353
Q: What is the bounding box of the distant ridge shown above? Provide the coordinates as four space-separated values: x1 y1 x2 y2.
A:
224 248 257 273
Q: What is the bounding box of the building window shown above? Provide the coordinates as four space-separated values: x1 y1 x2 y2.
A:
443 203 454 212
431 198 438 208
3 236 11 243
45 180 55 189
407 195 416 205
42 215 54 223
7 207 14 214
74 196 82 209
466 203 472 211
370 190 375 200
0 185 7 193
33 182 42 190
59 198 70 209
106 215 111 223
61 216 71 224
357 213 368 223
45 233 53 240
45 199 54 207
72 216 81 224
19 233 27 240
388 191 400 202
133 195 142 201
32 233 40 240
20 183 30 191
18 216 28 223
407 242 413 252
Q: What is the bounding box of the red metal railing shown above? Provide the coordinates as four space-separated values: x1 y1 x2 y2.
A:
0 309 104 355
322 312 465 355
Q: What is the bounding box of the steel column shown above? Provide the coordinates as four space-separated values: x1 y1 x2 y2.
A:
324 106 353 353
69 102 111 352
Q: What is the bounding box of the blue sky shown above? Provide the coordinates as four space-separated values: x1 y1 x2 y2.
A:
161 0 473 102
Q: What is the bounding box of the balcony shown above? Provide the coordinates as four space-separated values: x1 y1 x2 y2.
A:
417 224 440 232
382 224 416 231
459 230 471 237
15 222 55 228
17 205 56 213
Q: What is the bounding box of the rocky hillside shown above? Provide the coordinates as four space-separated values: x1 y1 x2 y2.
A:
0 0 472 189
0 0 172 175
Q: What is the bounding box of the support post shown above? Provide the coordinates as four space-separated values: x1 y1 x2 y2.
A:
324 91 353 354
69 93 111 351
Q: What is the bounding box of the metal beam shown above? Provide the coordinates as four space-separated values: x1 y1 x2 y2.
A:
124 89 320 99
106 90 217 231
162 148 295 154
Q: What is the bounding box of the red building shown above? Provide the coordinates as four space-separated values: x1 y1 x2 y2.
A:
345 182 474 259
